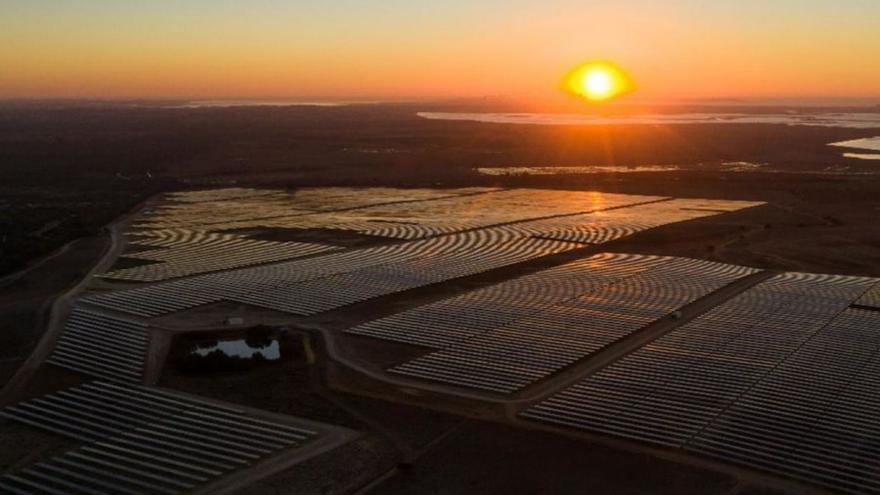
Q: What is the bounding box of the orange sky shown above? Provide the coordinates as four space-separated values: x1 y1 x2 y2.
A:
2 1 879 101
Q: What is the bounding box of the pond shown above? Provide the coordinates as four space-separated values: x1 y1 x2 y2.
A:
171 327 286 373
192 338 281 360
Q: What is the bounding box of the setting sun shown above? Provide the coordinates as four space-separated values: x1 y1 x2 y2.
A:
563 61 635 102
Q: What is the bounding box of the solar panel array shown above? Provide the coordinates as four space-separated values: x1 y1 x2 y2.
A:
87 189 765 319
690 307 880 494
521 272 880 494
490 198 762 245
103 233 338 282
137 192 312 231
347 253 661 348
84 230 582 317
102 188 716 282
0 381 317 495
46 309 149 383
348 254 758 393
137 187 497 231
139 188 668 239
100 187 506 282
183 195 760 247
99 229 339 282
18 186 880 493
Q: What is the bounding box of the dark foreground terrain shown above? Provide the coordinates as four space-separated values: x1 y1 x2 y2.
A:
158 331 803 495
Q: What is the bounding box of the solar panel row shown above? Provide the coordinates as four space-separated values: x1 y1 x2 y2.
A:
0 381 316 495
47 309 148 383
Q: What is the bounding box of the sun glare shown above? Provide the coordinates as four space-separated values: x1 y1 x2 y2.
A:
564 61 635 102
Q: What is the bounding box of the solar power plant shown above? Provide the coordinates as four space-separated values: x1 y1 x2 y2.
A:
86 188 764 318
13 185 880 494
348 254 759 393
46 309 149 383
521 272 880 495
0 381 318 495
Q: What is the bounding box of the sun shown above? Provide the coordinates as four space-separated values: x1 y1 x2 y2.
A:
563 61 635 102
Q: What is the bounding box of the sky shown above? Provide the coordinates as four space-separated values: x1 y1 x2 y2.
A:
2 0 880 102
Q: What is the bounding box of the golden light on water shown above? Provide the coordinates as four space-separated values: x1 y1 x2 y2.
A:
563 61 635 102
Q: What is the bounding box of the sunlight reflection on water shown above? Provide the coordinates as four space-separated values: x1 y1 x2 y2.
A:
830 137 880 160
418 112 880 129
